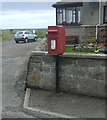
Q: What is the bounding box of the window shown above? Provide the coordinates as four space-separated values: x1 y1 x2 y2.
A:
25 32 29 34
104 6 107 23
56 7 81 25
25 32 31 34
16 32 23 35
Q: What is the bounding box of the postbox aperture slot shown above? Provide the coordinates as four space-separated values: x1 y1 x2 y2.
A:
48 30 58 33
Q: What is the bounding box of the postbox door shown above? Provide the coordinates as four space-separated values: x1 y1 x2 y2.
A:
48 26 65 55
48 29 58 53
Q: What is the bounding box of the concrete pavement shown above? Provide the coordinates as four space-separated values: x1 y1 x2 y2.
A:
23 88 105 118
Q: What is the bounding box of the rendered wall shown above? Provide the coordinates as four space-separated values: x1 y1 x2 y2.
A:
26 51 107 98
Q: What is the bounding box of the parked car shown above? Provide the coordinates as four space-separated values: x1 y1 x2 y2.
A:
14 31 37 43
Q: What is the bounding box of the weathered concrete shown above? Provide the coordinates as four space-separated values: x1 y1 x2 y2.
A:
28 89 105 118
26 51 107 98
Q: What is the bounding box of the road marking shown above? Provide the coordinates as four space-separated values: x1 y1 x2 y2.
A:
23 88 30 108
23 88 77 118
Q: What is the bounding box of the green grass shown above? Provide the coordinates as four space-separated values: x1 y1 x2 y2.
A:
36 29 47 39
1 30 14 42
66 46 104 54
1 29 47 42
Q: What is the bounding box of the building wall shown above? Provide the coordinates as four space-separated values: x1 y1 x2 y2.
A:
57 2 107 43
80 24 107 43
64 26 81 43
65 24 107 43
26 52 107 98
82 2 107 25
82 2 99 25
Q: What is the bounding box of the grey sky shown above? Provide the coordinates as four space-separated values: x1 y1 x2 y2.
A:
1 2 59 29
2 2 54 14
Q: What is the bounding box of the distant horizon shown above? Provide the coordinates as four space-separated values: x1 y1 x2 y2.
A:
1 27 48 30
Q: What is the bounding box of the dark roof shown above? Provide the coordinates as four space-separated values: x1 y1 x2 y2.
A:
52 2 83 8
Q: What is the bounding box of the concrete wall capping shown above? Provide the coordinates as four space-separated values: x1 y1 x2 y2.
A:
31 51 48 55
62 53 107 59
31 51 107 60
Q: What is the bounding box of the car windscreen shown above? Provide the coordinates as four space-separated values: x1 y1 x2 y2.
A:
16 32 23 35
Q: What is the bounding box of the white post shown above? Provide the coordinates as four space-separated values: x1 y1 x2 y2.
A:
96 0 101 46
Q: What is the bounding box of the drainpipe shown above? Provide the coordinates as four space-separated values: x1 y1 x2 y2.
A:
95 0 101 48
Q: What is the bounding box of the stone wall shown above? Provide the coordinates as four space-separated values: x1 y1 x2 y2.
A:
65 24 107 44
81 25 107 43
26 51 107 98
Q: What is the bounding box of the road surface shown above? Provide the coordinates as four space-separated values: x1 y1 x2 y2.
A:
2 40 40 118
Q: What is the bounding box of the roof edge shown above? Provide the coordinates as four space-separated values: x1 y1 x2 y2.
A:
52 2 83 8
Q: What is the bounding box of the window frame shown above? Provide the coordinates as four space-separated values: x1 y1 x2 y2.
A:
104 6 107 24
56 6 82 26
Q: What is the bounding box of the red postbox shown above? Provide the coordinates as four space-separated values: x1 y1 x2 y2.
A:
48 26 66 55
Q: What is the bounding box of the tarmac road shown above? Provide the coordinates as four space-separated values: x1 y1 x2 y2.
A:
2 40 40 118
1 40 15 47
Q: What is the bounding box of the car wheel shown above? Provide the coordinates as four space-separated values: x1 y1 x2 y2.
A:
15 40 19 43
34 37 37 42
25 38 28 43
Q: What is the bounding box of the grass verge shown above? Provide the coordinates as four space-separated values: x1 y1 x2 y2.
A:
1 30 14 42
66 46 104 54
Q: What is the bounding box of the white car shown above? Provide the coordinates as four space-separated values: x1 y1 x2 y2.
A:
14 31 37 43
